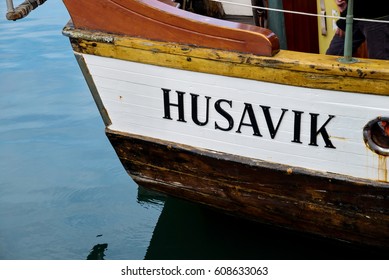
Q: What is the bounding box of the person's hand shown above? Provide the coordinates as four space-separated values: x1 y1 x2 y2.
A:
335 0 347 12
335 28 345 37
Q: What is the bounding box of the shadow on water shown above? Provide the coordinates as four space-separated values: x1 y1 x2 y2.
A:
138 188 389 260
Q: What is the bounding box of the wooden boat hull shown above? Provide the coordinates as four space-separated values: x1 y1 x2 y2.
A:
64 33 389 248
69 48 389 182
61 0 389 248
107 129 389 248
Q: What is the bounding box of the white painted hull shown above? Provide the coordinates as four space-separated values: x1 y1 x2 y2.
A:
81 53 389 182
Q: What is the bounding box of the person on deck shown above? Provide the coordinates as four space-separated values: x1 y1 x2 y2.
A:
326 0 389 59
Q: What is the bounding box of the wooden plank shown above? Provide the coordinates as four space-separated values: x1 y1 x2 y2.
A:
64 32 389 95
106 129 389 248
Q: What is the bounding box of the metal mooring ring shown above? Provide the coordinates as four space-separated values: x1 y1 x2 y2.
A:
363 117 389 156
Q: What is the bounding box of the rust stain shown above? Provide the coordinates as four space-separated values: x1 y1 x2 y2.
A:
331 136 348 141
378 154 388 182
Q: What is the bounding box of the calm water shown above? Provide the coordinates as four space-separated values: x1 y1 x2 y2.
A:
0 1 388 260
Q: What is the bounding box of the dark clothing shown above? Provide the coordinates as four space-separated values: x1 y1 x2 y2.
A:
326 28 365 56
353 0 389 19
326 1 389 60
337 0 389 29
326 18 389 59
358 16 389 59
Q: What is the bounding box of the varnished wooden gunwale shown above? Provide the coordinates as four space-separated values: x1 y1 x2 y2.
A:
106 129 389 248
62 0 279 56
63 24 389 96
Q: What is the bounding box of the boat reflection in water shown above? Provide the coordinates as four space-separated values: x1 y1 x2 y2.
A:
86 243 108 260
136 188 389 260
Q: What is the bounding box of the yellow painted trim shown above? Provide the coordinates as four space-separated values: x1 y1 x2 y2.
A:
65 27 389 96
316 0 339 54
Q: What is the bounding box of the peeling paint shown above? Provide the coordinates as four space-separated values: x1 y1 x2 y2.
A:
286 168 293 175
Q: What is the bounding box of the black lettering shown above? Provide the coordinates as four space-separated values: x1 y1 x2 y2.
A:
260 105 288 139
162 88 186 122
309 114 336 148
291 110 304 144
214 99 234 131
236 103 262 136
161 90 337 150
191 93 210 126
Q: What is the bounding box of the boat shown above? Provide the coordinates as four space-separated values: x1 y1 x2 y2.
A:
6 0 389 248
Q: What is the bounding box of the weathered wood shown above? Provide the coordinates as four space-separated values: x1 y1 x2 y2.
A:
6 0 46 21
106 129 389 248
62 25 389 96
62 0 279 56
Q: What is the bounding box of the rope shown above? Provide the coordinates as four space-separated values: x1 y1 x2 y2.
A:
212 0 389 24
6 0 46 21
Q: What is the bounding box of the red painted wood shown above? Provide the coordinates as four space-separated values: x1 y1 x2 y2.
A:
63 0 279 56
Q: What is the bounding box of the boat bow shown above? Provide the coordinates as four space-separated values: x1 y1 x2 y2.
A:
62 0 279 56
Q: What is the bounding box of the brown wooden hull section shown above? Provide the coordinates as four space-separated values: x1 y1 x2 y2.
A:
62 0 279 56
106 129 389 248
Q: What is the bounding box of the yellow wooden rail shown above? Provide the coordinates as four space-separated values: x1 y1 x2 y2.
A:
63 25 389 96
